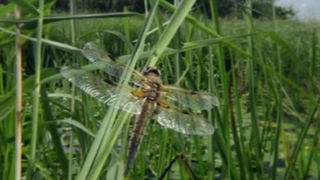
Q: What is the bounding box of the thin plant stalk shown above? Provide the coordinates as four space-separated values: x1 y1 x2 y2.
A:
310 29 318 92
245 0 265 179
27 0 45 179
283 97 320 180
270 1 283 179
14 5 22 180
230 53 247 180
208 0 236 178
159 0 251 58
148 0 196 66
68 0 76 179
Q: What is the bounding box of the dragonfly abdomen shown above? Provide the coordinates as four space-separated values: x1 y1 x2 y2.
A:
124 99 156 176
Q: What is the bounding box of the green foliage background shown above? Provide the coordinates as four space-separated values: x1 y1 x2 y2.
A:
0 0 319 180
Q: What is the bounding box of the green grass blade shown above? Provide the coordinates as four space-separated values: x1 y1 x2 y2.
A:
40 86 69 177
78 1 160 179
159 0 251 58
310 29 318 92
148 0 196 66
27 0 45 178
283 97 320 180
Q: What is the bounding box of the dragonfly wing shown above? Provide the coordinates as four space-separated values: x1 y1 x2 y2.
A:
81 42 145 86
162 85 219 110
61 67 142 115
154 105 214 135
105 93 143 115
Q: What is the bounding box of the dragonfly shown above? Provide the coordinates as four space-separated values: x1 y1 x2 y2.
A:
61 42 219 176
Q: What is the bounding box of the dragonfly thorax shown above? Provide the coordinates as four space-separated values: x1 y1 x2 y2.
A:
143 88 160 101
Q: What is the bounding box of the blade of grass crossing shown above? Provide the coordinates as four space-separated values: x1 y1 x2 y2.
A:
302 113 320 179
40 86 69 177
208 2 222 179
230 50 247 180
208 1 238 179
150 0 165 36
27 0 45 179
122 0 160 83
159 0 251 58
156 130 169 178
270 88 283 180
68 129 74 180
310 29 318 93
77 108 119 180
270 2 283 179
0 65 3 94
193 136 205 179
14 5 22 180
173 21 182 83
212 14 236 180
302 29 319 179
88 112 131 179
148 0 196 67
117 7 132 178
245 0 265 179
207 46 216 180
283 97 320 180
123 7 132 54
68 0 77 179
79 1 161 179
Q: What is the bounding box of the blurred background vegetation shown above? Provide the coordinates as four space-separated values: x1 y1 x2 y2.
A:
0 0 319 180
0 0 297 18
50 0 297 19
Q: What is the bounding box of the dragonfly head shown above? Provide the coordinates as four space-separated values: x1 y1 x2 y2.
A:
143 67 161 77
143 67 163 89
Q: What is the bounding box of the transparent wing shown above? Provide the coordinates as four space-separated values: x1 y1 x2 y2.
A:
154 104 214 135
61 67 143 115
161 85 219 110
81 42 145 87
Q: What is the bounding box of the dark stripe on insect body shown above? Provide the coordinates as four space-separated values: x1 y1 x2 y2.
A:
124 99 157 176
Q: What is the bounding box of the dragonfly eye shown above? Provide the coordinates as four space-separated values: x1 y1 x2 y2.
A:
143 67 161 76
